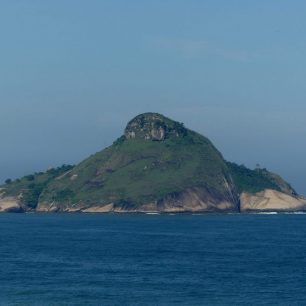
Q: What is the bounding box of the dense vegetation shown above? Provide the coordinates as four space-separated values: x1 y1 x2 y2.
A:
1 113 296 211
227 162 296 195
227 162 281 194
2 165 74 209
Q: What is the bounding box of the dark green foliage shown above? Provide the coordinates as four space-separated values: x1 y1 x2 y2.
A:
22 183 45 209
227 162 282 194
5 179 12 184
114 198 135 209
1 164 74 209
46 164 74 176
25 175 35 181
173 122 187 136
54 188 74 202
113 136 125 146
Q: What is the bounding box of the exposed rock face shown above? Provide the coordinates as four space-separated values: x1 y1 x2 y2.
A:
31 189 306 213
240 189 306 212
0 196 22 212
36 202 60 212
107 186 239 213
37 187 237 213
147 187 237 212
124 113 185 141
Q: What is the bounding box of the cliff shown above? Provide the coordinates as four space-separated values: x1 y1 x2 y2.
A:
240 190 306 212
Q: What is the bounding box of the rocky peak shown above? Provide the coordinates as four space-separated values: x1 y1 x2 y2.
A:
124 113 187 141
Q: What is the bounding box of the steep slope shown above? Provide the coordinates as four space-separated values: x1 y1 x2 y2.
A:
37 113 239 212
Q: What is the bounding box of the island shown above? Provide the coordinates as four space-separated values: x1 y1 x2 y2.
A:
1 113 305 213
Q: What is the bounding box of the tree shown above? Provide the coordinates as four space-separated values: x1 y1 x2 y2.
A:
5 179 12 184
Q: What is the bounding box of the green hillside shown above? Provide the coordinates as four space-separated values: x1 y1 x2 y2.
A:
39 113 237 209
2 165 73 209
227 162 296 195
0 113 297 212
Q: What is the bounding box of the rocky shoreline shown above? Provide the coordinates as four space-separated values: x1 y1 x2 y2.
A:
1 188 306 214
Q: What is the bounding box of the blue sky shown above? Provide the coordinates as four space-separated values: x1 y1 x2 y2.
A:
0 0 305 193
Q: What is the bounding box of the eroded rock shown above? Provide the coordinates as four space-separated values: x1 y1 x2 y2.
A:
240 189 306 212
0 196 22 212
124 113 185 141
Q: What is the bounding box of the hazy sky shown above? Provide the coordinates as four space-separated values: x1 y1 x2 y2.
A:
1 0 305 194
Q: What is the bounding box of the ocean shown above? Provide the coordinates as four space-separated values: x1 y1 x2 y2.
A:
0 213 305 305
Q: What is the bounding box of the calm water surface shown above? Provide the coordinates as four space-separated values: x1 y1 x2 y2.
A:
0 213 305 305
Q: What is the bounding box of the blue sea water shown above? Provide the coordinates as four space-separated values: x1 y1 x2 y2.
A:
0 213 306 305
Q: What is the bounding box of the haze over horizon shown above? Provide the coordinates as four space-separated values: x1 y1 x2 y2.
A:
1 0 305 194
